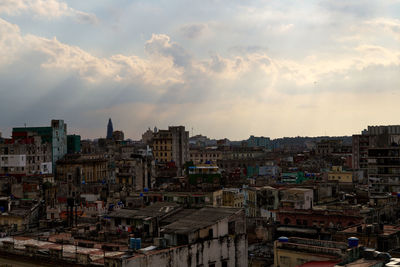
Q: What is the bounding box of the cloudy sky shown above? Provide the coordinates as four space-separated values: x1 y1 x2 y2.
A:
0 0 399 140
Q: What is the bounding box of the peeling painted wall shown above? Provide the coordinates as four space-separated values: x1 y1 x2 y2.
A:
125 234 247 267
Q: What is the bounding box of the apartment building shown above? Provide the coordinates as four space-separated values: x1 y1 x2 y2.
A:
152 126 189 176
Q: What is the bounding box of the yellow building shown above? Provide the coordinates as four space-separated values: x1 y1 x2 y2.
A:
212 189 223 206
222 189 244 208
56 155 108 184
56 154 108 197
328 166 353 183
244 187 257 217
0 200 41 232
0 214 24 231
189 149 222 164
152 130 173 163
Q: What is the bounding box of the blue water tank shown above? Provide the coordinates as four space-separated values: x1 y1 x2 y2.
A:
348 237 359 248
129 238 135 249
278 236 289 243
129 238 142 250
135 238 141 249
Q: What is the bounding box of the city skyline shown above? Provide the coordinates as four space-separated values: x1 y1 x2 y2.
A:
0 117 387 141
0 0 399 140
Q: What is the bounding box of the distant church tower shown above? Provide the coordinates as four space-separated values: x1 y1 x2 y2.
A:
107 118 113 139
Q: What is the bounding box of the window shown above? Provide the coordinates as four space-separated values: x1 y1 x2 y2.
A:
208 228 213 239
176 234 188 245
228 221 235 235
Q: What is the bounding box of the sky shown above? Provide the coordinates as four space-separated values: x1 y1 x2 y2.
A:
0 0 399 140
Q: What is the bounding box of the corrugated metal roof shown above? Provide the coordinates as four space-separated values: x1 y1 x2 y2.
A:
162 207 242 234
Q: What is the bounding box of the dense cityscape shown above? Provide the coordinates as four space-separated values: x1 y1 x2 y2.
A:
0 120 399 266
1 0 399 266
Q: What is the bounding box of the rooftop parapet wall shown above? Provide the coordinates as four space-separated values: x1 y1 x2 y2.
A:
288 237 349 249
275 237 360 263
276 242 345 258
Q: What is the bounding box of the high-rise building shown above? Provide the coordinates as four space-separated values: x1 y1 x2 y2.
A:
141 128 154 144
368 147 400 195
12 120 67 173
170 126 189 173
0 134 52 175
152 126 189 175
353 125 400 171
67 134 81 154
107 118 113 139
353 125 400 196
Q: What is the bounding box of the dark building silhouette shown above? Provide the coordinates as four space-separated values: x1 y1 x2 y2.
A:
107 118 113 139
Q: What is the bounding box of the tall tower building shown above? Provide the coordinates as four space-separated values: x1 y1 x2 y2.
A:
152 126 189 176
107 118 113 139
11 119 67 174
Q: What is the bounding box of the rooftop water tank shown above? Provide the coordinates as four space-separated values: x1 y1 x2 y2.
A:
130 238 142 250
348 237 359 248
278 236 289 243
